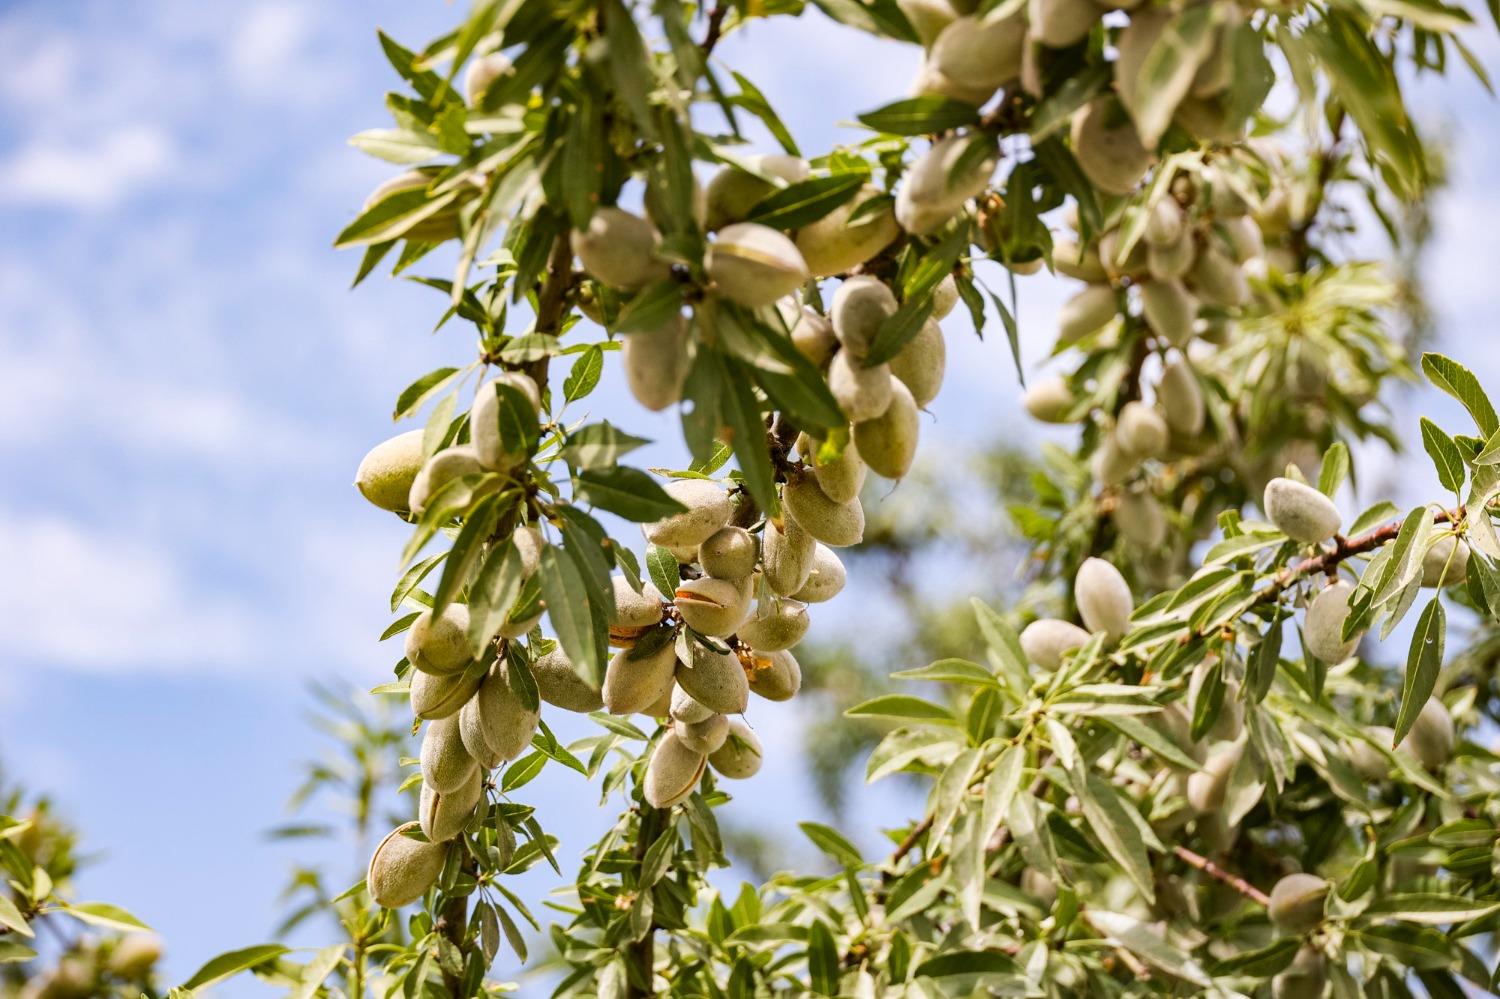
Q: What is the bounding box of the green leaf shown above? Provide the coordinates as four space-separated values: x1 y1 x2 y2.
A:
891 658 999 687
645 544 679 599
1122 4 1221 146
799 822 865 868
575 466 688 521
1076 769 1156 903
1247 611 1284 703
62 901 151 933
0 940 37 964
911 950 1022 980
1356 924 1455 970
467 536 524 655
745 174 866 230
1392 598 1445 747
972 598 1029 693
351 128 441 164
857 96 982 134
431 492 503 616
1086 911 1211 986
927 747 981 849
866 726 958 783
806 920 839 995
601 0 656 137
1306 10 1425 199
1365 893 1500 925
563 345 604 403
866 223 968 365
334 187 459 249
1317 441 1350 497
845 694 957 723
393 366 463 420
501 750 547 791
728 71 800 156
561 422 651 470
539 545 605 688
288 946 346 999
721 360 779 515
810 0 919 41
614 280 686 335
1029 63 1111 142
557 100 603 229
182 944 291 990
1209 937 1300 977
1106 714 1201 771
0 894 31 937
1420 417 1466 494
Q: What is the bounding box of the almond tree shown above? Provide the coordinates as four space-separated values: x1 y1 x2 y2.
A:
180 0 1500 994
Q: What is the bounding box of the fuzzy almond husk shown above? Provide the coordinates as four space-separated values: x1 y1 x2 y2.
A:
356 430 426 513
644 732 708 808
406 604 475 676
675 641 750 715
420 714 478 794
1019 618 1091 670
745 648 802 702
412 667 482 721
419 768 482 842
736 598 810 652
642 479 733 549
603 637 678 715
1075 557 1133 641
791 544 847 603
368 822 447 908
674 576 753 638
762 514 816 596
708 719 764 779
854 379 921 480
532 647 604 713
784 471 865 547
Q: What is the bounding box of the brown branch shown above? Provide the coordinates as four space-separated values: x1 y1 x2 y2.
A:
1259 505 1460 602
625 805 665 998
437 854 478 994
1172 845 1270 907
700 4 728 55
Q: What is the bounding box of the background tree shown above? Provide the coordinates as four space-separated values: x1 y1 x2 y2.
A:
159 0 1500 995
0 773 164 998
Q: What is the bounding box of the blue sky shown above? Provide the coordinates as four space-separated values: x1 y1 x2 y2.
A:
0 1 1496 993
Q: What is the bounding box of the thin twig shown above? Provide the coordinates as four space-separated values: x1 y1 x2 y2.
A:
1172 845 1271 907
700 4 728 55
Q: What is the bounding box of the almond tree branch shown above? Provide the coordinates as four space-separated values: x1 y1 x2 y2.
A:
1172 845 1271 907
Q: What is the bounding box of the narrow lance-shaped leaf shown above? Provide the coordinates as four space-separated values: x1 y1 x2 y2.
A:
1392 597 1445 747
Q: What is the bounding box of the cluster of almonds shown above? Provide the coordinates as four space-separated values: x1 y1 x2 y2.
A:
1017 161 1282 549
900 0 1251 163
353 382 882 905
571 149 960 481
1012 489 1460 842
1261 476 1469 663
1009 553 1454 999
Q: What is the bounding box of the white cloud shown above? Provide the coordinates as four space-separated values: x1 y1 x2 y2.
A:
0 344 335 474
0 31 77 107
0 125 173 209
228 2 314 94
0 512 255 672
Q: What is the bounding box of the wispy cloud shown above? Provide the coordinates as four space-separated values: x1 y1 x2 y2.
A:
0 512 256 672
0 125 174 209
228 2 316 95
